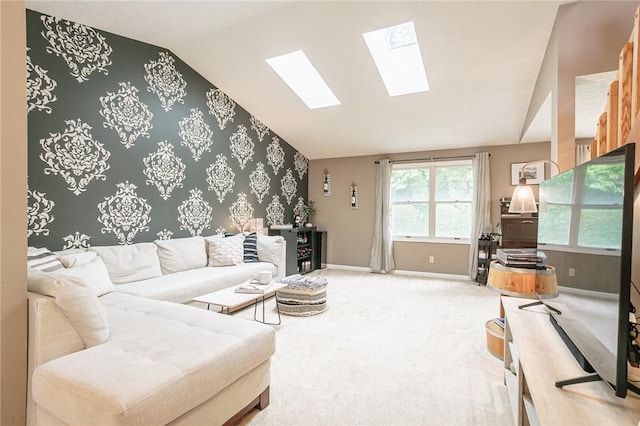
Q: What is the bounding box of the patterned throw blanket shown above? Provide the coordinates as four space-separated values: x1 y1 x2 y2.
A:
279 274 328 291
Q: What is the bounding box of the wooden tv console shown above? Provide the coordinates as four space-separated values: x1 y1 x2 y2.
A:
501 297 640 425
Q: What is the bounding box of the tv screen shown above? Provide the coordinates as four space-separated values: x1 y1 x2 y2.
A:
537 143 635 397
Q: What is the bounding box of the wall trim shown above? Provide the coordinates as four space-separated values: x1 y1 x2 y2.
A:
325 264 471 281
325 264 370 272
391 269 471 281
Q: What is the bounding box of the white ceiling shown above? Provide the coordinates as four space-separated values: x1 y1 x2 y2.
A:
26 0 577 160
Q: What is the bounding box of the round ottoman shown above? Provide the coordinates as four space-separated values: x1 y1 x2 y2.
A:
277 280 327 316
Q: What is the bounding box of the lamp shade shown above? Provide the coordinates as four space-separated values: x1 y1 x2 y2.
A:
509 183 537 213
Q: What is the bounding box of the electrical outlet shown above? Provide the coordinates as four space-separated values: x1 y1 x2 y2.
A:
568 268 575 277
429 256 435 264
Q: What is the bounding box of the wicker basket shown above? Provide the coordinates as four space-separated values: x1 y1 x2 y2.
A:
277 286 327 316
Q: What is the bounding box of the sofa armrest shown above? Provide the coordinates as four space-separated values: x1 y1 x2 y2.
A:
27 292 85 426
28 292 85 366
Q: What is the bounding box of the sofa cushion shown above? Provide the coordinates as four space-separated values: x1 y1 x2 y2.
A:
32 292 275 426
27 269 109 348
257 234 285 265
114 262 277 303
50 257 115 297
225 232 259 262
56 250 97 268
90 243 162 284
208 234 244 266
27 247 64 272
154 236 207 275
243 232 259 262
54 283 110 348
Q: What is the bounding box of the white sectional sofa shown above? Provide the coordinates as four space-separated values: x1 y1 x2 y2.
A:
26 233 286 426
88 234 287 303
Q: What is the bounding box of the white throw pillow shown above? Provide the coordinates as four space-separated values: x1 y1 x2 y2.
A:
27 269 109 348
208 234 245 266
90 243 162 284
154 236 207 274
51 257 115 296
257 234 284 265
27 267 61 296
56 250 97 268
27 247 64 272
54 280 110 347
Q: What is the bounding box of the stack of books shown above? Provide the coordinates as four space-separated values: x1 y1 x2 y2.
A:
496 248 547 268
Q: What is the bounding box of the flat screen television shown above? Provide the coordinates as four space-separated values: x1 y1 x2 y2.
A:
536 143 635 398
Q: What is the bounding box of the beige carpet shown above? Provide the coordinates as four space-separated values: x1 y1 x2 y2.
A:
231 269 512 426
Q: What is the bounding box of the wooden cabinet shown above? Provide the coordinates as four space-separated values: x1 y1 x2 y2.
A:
501 297 640 426
485 262 558 360
269 227 318 276
500 215 537 248
503 303 539 426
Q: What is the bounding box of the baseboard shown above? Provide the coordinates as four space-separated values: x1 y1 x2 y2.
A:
391 269 470 280
325 264 370 272
325 264 470 281
558 285 618 300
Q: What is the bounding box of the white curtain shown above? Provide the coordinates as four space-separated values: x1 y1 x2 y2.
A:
369 159 395 273
576 144 591 166
467 152 492 280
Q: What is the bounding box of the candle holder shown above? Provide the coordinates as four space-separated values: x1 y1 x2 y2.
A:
350 184 358 209
323 170 331 196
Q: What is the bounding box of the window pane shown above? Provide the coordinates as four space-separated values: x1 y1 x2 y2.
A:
435 202 471 238
578 208 622 249
391 203 428 236
391 169 429 202
540 169 573 204
582 163 624 205
436 165 473 201
538 205 571 245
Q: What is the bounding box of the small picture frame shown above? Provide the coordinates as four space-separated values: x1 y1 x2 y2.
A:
511 162 544 186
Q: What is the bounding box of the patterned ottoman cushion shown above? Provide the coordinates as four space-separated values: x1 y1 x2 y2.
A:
276 276 327 316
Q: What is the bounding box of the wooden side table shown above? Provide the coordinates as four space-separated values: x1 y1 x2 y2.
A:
484 261 558 359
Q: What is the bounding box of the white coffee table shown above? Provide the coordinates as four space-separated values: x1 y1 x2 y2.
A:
193 282 287 325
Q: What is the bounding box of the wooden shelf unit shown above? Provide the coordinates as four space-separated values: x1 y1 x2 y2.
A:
502 297 640 426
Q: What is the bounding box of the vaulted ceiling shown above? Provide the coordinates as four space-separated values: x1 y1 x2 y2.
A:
27 1 576 160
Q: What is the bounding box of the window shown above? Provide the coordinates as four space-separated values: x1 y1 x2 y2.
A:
266 50 340 109
390 160 473 240
362 21 429 97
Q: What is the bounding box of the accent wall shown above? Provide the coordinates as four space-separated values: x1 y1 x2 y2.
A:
26 10 309 250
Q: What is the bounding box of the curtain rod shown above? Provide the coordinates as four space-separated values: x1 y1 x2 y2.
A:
374 154 486 164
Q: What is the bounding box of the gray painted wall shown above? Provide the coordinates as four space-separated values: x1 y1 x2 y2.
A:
26 10 309 249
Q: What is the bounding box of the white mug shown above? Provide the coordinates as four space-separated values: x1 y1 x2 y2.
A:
259 270 272 284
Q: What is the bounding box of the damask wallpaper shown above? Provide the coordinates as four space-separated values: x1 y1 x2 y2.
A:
26 10 309 249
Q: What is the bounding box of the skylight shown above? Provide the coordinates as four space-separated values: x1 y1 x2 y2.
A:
266 50 340 109
363 21 429 96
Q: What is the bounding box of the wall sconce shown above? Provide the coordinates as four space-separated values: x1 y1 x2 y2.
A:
509 160 560 214
323 169 331 196
350 184 358 209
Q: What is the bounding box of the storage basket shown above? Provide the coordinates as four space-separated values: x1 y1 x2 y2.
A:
277 286 327 316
